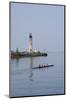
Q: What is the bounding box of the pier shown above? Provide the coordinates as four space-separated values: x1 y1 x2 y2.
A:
11 51 47 58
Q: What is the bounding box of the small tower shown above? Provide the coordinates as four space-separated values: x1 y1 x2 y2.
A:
29 33 33 53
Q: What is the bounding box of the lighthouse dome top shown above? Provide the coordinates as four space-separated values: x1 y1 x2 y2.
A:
29 33 32 38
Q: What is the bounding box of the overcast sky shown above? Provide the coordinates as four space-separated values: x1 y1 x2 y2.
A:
11 3 64 52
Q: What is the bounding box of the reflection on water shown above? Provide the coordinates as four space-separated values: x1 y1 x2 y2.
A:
29 57 33 81
10 52 64 97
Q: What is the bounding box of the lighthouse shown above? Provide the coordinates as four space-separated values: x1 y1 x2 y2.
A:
29 33 33 53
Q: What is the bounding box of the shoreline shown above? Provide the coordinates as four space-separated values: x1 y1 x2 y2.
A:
11 51 48 59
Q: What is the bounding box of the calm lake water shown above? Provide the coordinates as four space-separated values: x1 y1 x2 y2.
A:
10 52 64 97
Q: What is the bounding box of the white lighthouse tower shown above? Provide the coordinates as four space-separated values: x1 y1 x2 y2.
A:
29 33 33 53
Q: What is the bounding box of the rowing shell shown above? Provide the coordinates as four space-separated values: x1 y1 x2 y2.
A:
32 65 54 69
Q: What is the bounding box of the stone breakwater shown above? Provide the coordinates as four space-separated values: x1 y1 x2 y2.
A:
11 51 48 58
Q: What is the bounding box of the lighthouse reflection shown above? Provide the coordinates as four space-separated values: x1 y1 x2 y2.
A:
29 57 33 81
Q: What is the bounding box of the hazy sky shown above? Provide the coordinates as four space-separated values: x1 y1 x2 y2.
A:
11 3 64 52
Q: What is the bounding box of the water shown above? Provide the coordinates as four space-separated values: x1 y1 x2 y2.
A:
10 52 64 97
